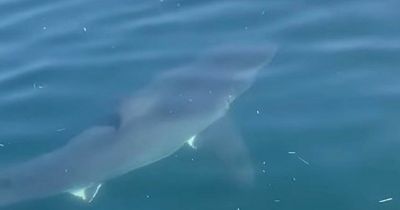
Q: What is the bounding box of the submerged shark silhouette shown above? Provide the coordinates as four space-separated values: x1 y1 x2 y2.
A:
0 44 275 207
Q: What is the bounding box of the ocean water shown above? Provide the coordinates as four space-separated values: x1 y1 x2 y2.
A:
1 0 400 209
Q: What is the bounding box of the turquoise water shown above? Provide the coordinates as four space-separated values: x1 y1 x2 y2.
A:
1 0 400 209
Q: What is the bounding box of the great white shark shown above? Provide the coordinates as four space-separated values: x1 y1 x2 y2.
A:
0 44 275 207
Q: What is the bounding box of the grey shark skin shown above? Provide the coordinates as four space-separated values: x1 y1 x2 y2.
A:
0 44 275 207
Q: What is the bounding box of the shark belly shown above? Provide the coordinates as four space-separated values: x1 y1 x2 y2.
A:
105 110 225 178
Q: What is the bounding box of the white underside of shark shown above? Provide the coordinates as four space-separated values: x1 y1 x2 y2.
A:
69 136 197 203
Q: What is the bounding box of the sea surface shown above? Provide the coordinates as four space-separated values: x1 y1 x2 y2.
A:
1 0 400 209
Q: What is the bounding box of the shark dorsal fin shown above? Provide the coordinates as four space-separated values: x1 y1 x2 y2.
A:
69 184 102 203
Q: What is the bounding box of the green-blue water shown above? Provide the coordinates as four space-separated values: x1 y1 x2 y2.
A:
1 0 400 209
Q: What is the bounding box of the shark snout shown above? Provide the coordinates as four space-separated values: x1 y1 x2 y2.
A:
205 44 276 78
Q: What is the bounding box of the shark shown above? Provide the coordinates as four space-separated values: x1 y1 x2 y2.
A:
0 44 275 207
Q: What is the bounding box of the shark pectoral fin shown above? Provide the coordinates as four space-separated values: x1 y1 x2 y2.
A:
69 184 102 203
186 135 197 149
197 116 255 187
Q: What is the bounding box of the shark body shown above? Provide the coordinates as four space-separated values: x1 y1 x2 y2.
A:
0 45 274 206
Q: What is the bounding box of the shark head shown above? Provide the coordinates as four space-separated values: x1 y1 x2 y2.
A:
189 44 276 109
137 44 276 124
210 44 274 92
